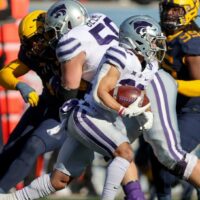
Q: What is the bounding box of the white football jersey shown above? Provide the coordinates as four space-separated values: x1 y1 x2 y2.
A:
85 45 160 107
56 13 119 82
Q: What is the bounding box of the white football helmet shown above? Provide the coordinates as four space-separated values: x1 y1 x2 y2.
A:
45 0 89 47
119 15 166 63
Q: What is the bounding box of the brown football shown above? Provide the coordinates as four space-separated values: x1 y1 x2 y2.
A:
109 85 149 108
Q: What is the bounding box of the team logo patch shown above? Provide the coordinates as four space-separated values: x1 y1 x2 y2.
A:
131 20 152 34
50 4 67 18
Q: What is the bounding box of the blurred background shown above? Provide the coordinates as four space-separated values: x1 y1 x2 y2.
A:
0 0 199 199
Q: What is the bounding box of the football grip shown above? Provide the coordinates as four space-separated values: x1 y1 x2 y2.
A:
119 96 150 118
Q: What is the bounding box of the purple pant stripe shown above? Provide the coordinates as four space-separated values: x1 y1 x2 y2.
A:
81 110 118 149
151 75 180 160
73 108 114 157
156 74 185 155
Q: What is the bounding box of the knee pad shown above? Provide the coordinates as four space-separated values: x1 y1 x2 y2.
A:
171 154 198 179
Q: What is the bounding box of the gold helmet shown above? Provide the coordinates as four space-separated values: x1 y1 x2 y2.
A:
18 10 49 56
159 0 199 34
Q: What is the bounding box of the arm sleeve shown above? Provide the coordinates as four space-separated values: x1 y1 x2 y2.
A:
56 35 84 63
177 80 200 97
0 59 30 89
104 46 127 73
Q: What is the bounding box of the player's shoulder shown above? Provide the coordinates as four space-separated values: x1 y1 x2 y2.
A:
104 45 138 70
106 45 127 59
178 28 200 55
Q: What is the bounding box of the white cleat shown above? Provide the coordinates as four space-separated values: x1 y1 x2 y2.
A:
0 194 17 200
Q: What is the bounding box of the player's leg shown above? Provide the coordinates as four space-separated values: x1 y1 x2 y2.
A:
0 134 94 200
69 106 145 200
0 104 44 181
121 117 148 200
150 150 177 200
178 108 200 153
144 69 200 186
150 100 200 200
0 117 65 192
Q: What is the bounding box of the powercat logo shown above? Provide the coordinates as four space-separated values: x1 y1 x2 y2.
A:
50 4 67 19
131 20 152 35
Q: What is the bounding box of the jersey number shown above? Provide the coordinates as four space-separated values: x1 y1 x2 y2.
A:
89 17 118 45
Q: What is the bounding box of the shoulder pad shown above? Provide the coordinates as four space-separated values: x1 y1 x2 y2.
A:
179 30 200 55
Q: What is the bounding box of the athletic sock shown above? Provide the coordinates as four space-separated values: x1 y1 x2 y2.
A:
101 157 130 200
123 180 146 200
15 174 56 200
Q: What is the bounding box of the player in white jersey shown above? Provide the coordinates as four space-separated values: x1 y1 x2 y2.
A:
117 15 200 199
0 13 151 200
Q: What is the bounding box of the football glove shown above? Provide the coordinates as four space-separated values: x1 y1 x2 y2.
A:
136 111 153 131
118 96 151 118
16 82 39 107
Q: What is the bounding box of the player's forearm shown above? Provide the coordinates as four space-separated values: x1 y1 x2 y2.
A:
176 80 200 97
0 59 29 90
98 89 121 112
0 67 19 89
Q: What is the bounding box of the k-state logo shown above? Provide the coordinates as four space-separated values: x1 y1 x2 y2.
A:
131 20 152 35
50 4 67 18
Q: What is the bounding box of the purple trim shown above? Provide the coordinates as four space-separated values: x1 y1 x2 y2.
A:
57 37 76 48
105 54 125 69
151 75 180 160
156 74 185 155
109 47 126 58
57 43 81 57
73 108 115 156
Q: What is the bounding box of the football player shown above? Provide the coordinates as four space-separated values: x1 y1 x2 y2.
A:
149 0 200 199
0 0 88 193
0 0 151 198
0 14 152 200
3 12 200 200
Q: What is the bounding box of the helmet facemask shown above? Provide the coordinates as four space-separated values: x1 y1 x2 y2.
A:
19 10 50 57
119 21 166 63
143 31 166 63
44 0 89 49
160 3 186 34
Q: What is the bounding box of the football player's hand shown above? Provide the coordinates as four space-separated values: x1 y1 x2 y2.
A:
118 96 151 118
136 111 153 131
16 82 39 107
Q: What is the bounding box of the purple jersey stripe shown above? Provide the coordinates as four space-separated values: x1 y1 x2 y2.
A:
119 79 136 87
151 76 181 160
105 54 125 69
57 38 76 48
73 108 114 157
156 73 185 155
57 43 81 57
109 47 126 58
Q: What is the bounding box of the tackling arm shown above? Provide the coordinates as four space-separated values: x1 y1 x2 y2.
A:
0 59 39 107
0 59 30 89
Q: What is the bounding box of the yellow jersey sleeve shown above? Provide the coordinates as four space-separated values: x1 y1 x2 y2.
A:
176 80 200 97
0 59 30 89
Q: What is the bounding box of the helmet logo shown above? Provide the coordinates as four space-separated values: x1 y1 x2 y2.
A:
50 4 67 19
132 20 152 35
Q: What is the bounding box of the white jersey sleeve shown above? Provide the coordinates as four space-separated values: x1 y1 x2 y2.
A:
56 35 84 62
104 46 127 74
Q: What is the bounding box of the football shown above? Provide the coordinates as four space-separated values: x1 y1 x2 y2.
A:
109 85 149 108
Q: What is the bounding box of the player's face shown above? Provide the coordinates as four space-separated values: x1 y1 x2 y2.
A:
163 5 185 24
28 34 48 56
